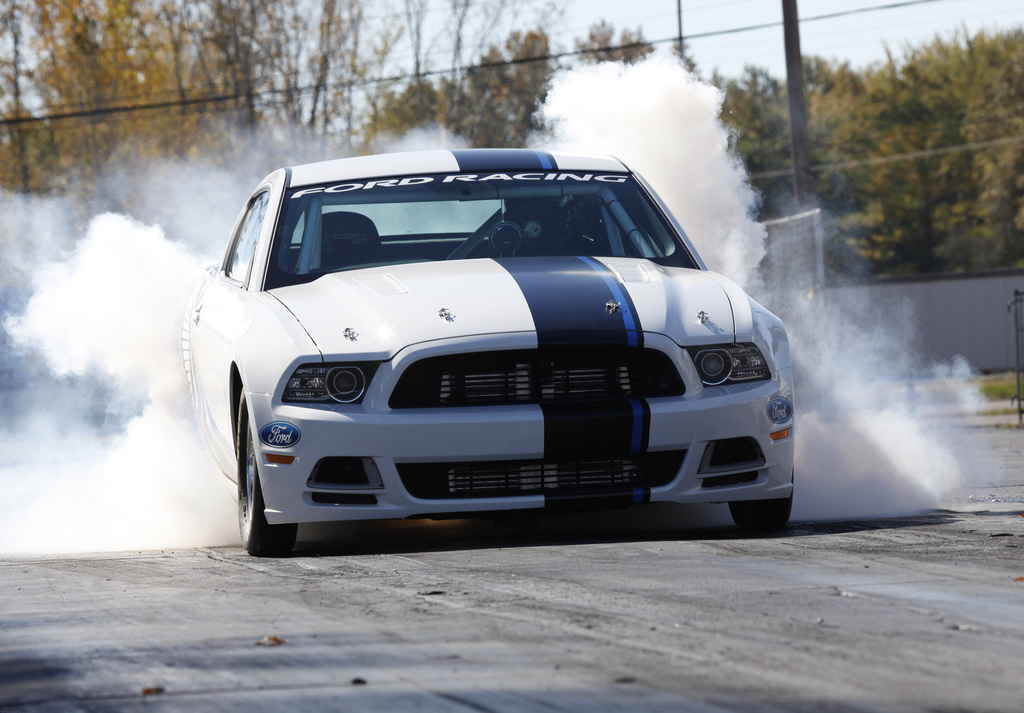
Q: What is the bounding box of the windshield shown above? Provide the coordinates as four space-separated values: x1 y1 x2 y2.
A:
263 171 698 289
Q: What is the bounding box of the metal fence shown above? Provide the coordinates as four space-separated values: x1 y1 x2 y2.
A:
1011 289 1024 424
823 269 1024 373
761 213 1024 375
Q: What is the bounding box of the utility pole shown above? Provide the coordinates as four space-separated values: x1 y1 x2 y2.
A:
782 0 814 208
677 0 684 61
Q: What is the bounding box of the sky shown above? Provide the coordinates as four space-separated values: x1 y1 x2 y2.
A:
558 0 1024 78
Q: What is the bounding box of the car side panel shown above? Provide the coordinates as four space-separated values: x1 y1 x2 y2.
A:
191 278 319 481
190 274 249 468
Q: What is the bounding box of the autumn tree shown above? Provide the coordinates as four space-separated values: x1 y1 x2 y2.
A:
363 3 550 150
818 31 1012 274
721 29 1024 275
0 0 31 190
439 0 503 138
574 20 653 65
961 29 1024 269
262 0 367 143
452 27 555 147
717 65 792 217
27 1 197 188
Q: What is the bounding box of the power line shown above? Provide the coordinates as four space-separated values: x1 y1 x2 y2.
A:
671 0 952 41
0 40 642 128
750 135 1024 179
0 0 983 131
0 92 244 127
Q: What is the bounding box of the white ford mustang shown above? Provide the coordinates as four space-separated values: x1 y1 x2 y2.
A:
182 149 795 555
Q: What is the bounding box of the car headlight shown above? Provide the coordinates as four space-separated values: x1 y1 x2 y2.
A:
283 362 380 403
689 343 770 386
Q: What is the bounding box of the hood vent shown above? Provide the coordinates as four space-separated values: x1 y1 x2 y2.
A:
608 263 651 283
354 273 408 296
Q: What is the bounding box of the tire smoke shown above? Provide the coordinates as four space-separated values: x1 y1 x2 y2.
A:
0 128 462 555
1 204 238 554
537 56 765 286
538 56 979 522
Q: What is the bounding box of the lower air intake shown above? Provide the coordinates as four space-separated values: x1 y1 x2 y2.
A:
698 438 765 474
307 457 383 490
397 451 685 500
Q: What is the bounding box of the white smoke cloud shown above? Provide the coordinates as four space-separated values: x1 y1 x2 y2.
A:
368 123 468 156
787 292 978 520
537 56 765 285
0 127 319 555
9 214 192 382
0 208 237 553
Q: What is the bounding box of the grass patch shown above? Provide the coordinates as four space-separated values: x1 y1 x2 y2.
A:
973 371 1021 401
978 408 1018 416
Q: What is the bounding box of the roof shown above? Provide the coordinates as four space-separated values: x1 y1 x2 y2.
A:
287 149 629 188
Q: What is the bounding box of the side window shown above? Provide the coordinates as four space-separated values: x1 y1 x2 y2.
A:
226 192 270 283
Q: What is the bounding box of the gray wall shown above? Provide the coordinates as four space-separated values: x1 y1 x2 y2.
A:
825 270 1024 373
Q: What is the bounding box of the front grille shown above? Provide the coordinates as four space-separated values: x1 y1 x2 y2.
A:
397 450 685 499
389 346 684 408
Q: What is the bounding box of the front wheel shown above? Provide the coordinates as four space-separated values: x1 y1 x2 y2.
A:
728 493 793 532
237 394 297 556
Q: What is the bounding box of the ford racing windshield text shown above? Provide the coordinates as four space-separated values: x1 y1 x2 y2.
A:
291 173 629 198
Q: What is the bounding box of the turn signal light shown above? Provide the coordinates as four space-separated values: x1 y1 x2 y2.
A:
266 454 296 464
770 428 790 441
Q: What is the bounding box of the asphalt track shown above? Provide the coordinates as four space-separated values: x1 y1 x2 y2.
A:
3 423 1023 712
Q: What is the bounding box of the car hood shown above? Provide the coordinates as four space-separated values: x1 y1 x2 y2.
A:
269 257 741 359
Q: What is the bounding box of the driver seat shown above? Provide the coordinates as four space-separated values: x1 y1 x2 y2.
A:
320 212 383 270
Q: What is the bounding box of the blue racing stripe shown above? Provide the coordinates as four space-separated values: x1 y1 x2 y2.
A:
630 399 645 454
576 256 640 347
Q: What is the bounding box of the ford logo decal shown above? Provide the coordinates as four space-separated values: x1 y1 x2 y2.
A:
259 421 301 448
767 398 793 424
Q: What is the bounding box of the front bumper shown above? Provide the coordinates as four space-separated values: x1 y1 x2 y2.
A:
247 335 795 525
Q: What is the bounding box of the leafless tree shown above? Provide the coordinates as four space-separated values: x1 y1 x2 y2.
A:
0 0 30 189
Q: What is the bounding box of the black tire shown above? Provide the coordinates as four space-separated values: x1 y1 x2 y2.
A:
728 493 793 532
237 394 297 556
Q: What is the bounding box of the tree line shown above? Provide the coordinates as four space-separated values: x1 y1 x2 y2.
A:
0 0 623 188
1 0 1021 277
719 29 1024 276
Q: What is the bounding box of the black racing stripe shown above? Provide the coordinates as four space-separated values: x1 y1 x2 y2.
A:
542 399 651 459
544 488 652 511
496 256 643 346
450 149 557 172
500 256 650 462
542 401 631 459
